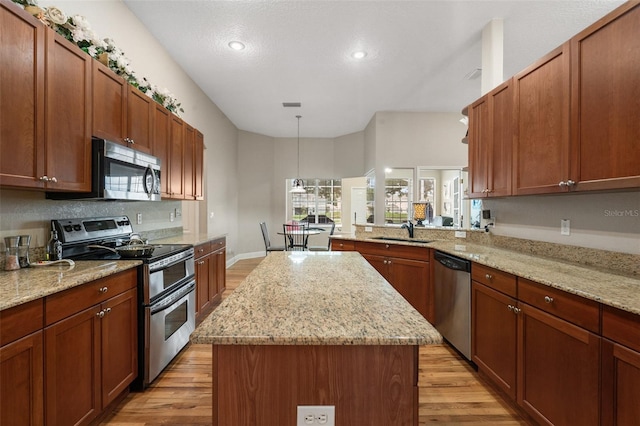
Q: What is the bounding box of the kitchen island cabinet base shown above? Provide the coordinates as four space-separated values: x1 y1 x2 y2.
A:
212 344 418 426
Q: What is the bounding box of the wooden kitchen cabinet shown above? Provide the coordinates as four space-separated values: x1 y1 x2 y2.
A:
183 123 195 199
45 269 137 426
601 306 640 426
468 79 513 198
1 3 91 192
92 60 127 144
357 241 431 320
126 85 154 154
0 298 44 426
513 42 571 196
194 130 205 200
195 237 226 320
471 279 517 399
330 238 355 251
168 114 185 199
44 28 93 193
0 0 45 189
153 103 172 197
517 302 600 426
570 2 640 192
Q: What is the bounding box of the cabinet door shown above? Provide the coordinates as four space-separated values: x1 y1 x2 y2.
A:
45 305 101 426
487 79 513 197
101 288 137 408
183 123 195 199
513 43 571 195
570 3 640 191
601 339 640 426
0 331 44 426
467 95 489 198
153 104 171 198
44 30 92 192
127 86 154 154
196 254 212 317
194 130 204 200
387 257 429 319
361 253 390 281
92 60 127 144
169 114 184 199
213 247 226 299
0 1 45 189
517 302 600 426
471 282 517 399
330 239 355 251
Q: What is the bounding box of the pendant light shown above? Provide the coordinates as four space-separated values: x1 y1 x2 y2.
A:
290 115 305 193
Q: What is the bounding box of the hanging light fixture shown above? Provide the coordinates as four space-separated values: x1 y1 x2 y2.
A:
291 115 305 193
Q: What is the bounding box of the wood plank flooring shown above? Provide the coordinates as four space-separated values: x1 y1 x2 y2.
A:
100 256 532 425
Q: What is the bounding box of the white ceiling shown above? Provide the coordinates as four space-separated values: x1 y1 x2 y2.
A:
123 0 624 138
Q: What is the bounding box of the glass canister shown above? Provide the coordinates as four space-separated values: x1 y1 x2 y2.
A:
18 235 31 268
4 236 21 271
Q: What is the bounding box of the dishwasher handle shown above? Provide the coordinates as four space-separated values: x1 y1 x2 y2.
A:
434 251 471 273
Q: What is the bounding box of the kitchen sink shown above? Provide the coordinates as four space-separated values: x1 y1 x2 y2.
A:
371 236 432 244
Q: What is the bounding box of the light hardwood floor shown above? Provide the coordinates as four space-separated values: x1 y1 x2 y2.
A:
100 257 532 425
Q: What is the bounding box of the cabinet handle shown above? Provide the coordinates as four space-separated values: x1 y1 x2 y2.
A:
96 310 105 318
39 175 49 181
507 304 514 312
566 180 575 187
544 296 554 304
559 181 567 187
513 307 521 314
485 273 492 280
99 286 108 293
385 244 390 249
559 180 576 187
104 307 111 315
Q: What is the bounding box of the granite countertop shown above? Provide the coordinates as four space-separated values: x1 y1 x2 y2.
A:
0 260 141 311
331 235 640 316
151 233 226 247
191 251 442 346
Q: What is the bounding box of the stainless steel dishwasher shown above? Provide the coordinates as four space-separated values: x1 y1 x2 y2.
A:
433 250 472 360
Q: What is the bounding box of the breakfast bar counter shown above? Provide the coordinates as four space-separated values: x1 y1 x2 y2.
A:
191 251 440 426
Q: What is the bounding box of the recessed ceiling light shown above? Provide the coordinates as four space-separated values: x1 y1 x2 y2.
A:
228 41 245 51
352 51 367 59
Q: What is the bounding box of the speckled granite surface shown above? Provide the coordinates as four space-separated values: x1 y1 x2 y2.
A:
151 233 227 246
0 260 141 311
333 232 640 316
191 251 442 346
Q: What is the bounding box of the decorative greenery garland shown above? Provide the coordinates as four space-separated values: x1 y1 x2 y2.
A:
12 0 184 115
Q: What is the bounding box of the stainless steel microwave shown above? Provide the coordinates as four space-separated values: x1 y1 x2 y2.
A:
47 138 161 201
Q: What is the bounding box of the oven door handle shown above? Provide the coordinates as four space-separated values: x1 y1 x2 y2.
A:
150 280 195 314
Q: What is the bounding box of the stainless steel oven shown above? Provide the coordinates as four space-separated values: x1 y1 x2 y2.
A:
148 278 195 383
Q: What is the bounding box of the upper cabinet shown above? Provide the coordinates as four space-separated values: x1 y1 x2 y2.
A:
468 2 639 198
194 130 204 201
512 43 571 196
92 60 154 154
468 79 513 198
570 2 640 191
0 0 45 189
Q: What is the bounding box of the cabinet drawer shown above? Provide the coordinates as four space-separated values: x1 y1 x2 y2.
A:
472 263 517 298
0 299 44 346
518 278 600 333
331 239 355 251
356 241 429 261
211 237 226 251
602 305 640 353
45 268 137 326
195 242 213 258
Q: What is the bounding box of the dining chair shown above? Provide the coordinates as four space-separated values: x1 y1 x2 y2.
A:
260 222 285 255
308 222 336 251
283 223 309 251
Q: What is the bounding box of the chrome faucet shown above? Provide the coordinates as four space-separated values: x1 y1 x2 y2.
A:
401 221 414 238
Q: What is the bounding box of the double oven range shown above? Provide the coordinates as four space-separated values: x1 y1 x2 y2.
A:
53 216 196 388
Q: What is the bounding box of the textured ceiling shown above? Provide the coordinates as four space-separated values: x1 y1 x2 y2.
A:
123 0 624 138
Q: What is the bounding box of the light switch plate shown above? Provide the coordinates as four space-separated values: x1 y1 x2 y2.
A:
364 226 372 232
454 231 467 238
561 219 570 236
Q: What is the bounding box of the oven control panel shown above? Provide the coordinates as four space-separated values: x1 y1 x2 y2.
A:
52 216 134 244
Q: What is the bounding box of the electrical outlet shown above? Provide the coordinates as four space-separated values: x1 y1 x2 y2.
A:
170 212 175 222
175 208 181 217
365 226 372 232
296 406 335 426
561 219 571 235
136 213 142 225
454 230 467 238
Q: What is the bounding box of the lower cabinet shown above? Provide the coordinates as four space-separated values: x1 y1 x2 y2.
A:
44 269 137 426
0 331 44 426
330 238 355 251
195 237 226 320
356 241 431 320
518 302 600 426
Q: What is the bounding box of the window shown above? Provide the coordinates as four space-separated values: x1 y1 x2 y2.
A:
286 178 342 225
384 168 413 224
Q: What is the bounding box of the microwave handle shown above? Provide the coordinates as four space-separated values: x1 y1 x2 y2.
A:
144 166 155 198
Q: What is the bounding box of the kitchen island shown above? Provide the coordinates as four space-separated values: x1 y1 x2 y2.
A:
191 251 441 426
